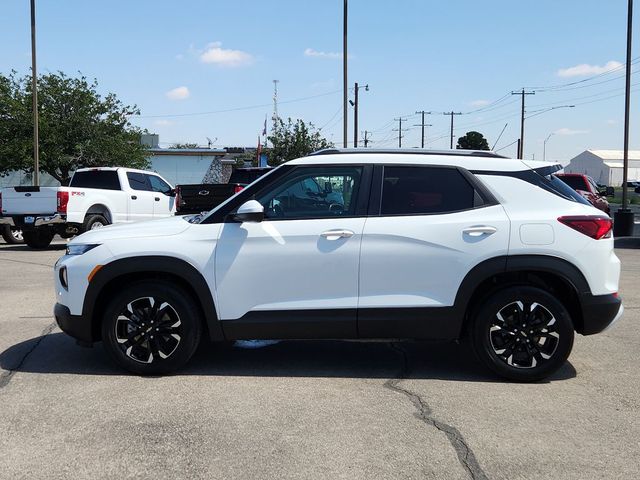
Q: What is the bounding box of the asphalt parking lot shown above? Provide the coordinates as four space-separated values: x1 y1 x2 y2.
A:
0 239 638 480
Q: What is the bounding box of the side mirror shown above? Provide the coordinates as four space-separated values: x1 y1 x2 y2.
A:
168 188 177 197
232 200 264 223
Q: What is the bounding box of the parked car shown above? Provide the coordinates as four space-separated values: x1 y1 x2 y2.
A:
624 180 640 188
0 167 175 249
175 167 272 215
53 148 622 382
555 173 610 214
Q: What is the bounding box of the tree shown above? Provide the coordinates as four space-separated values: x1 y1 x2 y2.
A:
0 71 149 185
170 143 199 149
456 131 490 151
266 117 332 165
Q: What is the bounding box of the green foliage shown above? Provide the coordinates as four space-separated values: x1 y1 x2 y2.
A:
266 117 333 166
456 131 490 151
0 71 149 185
170 143 199 149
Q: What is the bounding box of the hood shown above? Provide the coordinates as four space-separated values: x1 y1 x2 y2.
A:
71 216 191 244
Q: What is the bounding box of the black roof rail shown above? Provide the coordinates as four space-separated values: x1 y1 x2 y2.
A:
309 148 508 159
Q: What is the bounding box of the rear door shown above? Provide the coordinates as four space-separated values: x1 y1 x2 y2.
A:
145 174 175 218
125 172 155 222
358 164 510 338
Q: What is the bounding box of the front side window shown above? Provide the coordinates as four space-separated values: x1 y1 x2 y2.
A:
127 172 151 191
381 166 476 215
147 174 172 194
256 167 362 219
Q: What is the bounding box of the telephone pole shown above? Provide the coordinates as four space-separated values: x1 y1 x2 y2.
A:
363 130 371 147
443 111 462 149
352 83 368 148
393 117 409 148
342 0 348 148
30 0 39 186
511 89 535 159
414 110 433 148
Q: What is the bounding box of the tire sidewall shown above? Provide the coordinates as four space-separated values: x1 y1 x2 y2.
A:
101 281 202 375
83 214 109 232
471 286 574 382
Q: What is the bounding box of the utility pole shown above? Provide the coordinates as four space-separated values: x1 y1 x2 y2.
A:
352 83 368 148
363 130 371 147
393 117 409 148
272 80 279 127
615 0 635 236
342 0 348 148
443 111 462 149
511 89 535 159
414 110 432 148
30 0 39 186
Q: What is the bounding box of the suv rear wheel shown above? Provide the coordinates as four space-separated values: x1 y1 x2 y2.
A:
101 281 202 375
470 286 574 382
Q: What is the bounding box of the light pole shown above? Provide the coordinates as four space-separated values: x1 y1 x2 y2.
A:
342 0 348 148
543 132 555 161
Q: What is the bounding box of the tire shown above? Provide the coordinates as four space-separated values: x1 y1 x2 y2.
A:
470 286 574 382
22 229 54 249
1 225 24 244
101 281 203 375
83 214 109 232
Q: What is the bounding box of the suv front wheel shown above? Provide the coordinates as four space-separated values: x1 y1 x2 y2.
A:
101 281 202 375
470 286 574 382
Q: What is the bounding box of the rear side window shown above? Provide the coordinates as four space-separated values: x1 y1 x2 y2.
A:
545 174 591 205
381 166 477 215
557 175 587 191
127 172 151 191
70 171 121 190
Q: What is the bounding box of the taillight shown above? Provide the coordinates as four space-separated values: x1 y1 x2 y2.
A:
57 191 69 214
558 215 613 239
175 186 182 208
233 185 244 194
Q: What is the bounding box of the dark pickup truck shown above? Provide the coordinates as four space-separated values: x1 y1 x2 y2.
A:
176 167 272 215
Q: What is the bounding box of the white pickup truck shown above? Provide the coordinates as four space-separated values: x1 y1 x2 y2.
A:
0 167 176 248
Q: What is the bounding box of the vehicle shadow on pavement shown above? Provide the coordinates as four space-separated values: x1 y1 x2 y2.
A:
0 332 577 384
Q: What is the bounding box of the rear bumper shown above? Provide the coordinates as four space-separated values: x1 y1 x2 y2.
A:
580 293 623 335
34 213 66 226
4 213 66 228
54 303 94 343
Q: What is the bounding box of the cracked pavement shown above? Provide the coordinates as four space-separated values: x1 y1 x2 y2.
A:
0 239 639 479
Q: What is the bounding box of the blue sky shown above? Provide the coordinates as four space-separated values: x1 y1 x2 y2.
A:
1 0 637 161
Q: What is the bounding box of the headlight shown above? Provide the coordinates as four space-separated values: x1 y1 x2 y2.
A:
66 244 100 256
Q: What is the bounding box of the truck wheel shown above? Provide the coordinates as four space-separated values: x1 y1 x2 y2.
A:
83 214 109 231
101 281 203 375
470 286 574 382
1 225 24 244
22 229 54 249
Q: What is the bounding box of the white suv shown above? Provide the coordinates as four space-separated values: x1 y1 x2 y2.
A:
53 149 623 381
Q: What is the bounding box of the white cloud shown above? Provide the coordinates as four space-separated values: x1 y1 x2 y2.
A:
606 119 617 125
304 48 351 59
200 42 253 67
165 86 190 100
554 127 590 135
153 119 173 126
470 99 490 107
557 60 623 78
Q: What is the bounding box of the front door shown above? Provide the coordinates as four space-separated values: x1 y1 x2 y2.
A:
214 165 369 339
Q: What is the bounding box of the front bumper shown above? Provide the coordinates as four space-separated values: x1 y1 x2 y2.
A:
0 216 14 226
54 303 94 343
580 293 623 335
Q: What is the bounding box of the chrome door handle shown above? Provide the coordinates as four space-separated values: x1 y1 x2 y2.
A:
320 229 354 240
463 226 497 237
